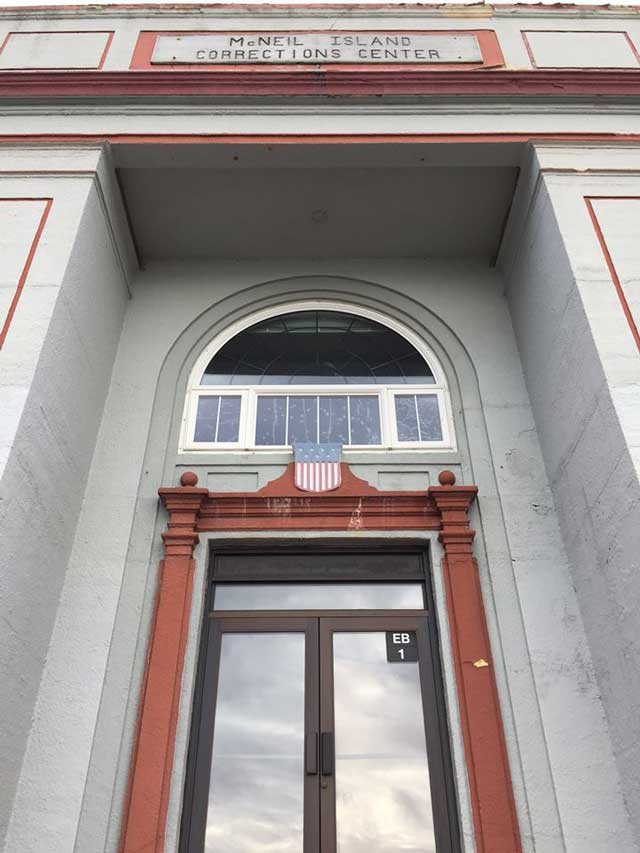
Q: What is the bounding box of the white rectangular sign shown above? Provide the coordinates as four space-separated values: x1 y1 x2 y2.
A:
151 32 483 65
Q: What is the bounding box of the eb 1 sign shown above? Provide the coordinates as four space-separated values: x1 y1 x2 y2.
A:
386 631 418 663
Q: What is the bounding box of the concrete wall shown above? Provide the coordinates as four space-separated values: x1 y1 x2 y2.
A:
0 7 638 847
1 5 640 73
502 144 640 847
0 147 132 847
1 6 640 144
0 249 629 852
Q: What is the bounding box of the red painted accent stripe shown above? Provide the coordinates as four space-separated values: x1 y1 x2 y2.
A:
1 69 640 98
2 132 640 147
585 196 640 353
0 30 115 71
521 30 640 71
0 198 53 349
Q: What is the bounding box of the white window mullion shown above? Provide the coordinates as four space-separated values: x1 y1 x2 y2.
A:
285 395 290 445
244 390 253 449
184 383 454 452
213 394 222 443
384 389 395 447
413 394 421 442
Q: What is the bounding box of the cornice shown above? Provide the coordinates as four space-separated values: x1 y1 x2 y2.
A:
2 68 640 99
0 3 638 21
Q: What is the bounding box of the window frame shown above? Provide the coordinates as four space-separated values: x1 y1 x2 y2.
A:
182 385 454 452
179 303 456 453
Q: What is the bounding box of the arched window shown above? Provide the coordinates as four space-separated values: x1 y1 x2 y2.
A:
182 309 454 450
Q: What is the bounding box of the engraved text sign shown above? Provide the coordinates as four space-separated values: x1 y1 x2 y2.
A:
151 32 483 66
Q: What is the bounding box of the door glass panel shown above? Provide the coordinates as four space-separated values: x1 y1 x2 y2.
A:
332 632 436 853
205 633 305 852
213 583 424 611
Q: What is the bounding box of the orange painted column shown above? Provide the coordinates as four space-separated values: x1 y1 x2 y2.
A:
429 471 521 853
120 472 207 853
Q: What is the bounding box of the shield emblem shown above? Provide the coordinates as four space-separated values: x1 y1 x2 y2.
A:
293 443 342 493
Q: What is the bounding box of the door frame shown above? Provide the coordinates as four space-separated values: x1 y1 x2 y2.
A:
120 469 521 853
179 541 461 852
182 616 320 853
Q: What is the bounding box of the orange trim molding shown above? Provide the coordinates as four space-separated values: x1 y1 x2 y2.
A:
2 68 640 99
0 30 114 71
120 467 521 853
586 196 640 354
0 197 52 349
521 29 640 70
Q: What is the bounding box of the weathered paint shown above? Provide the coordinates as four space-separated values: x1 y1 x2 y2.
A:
0 4 639 853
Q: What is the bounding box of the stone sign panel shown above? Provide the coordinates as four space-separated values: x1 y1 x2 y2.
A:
151 32 483 65
0 31 112 70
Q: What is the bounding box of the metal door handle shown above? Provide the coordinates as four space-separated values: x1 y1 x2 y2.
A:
305 732 318 775
320 732 334 776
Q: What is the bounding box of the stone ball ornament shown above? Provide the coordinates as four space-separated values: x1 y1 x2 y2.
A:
180 471 199 487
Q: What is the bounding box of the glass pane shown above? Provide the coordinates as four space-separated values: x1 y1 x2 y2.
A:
202 310 435 386
349 396 381 445
255 396 286 445
333 632 435 853
319 396 349 445
213 583 424 611
194 396 220 442
287 396 317 444
205 633 305 853
417 395 443 442
216 396 241 442
395 395 419 442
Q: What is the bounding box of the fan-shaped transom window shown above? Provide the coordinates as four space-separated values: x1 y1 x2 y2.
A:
182 310 454 450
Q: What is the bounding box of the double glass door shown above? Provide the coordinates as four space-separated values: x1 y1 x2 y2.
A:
182 578 458 853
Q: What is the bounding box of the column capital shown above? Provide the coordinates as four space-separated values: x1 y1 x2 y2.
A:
428 471 478 555
158 472 208 559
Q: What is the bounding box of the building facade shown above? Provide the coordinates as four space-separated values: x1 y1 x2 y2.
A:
1 3 639 852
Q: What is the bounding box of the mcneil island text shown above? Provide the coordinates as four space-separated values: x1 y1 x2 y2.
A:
151 32 483 66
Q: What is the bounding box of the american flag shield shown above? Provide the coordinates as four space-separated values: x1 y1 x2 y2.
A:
293 443 342 493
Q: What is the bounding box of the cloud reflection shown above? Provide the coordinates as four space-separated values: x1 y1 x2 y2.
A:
334 633 436 852
205 633 304 852
214 583 424 611
204 629 435 852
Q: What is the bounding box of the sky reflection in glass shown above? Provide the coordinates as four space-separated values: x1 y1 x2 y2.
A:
205 633 305 852
333 632 436 853
213 583 424 611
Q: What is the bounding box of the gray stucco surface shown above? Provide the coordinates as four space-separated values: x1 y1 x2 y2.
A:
504 152 640 847
0 162 129 846
1 251 628 853
0 5 639 851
